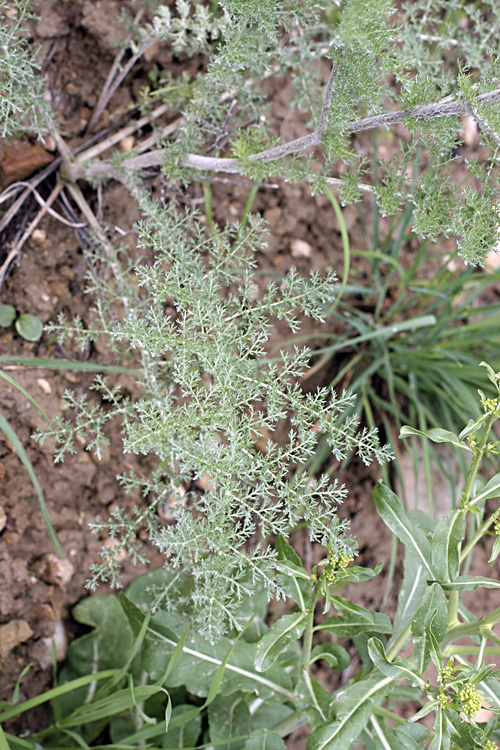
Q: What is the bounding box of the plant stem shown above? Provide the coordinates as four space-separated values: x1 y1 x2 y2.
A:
301 585 322 671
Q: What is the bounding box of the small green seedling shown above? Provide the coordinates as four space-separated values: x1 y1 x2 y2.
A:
0 305 43 342
0 305 16 327
15 313 43 343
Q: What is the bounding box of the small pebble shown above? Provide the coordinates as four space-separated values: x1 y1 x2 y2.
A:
36 378 52 395
0 505 6 532
120 135 135 152
32 229 46 243
0 620 33 660
290 238 312 259
34 553 74 587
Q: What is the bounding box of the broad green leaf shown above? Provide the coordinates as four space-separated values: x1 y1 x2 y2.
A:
394 722 430 748
332 561 384 585
244 729 287 750
317 597 392 637
275 534 303 568
445 710 482 750
429 708 450 750
310 644 350 672
481 677 500 710
373 483 434 577
388 552 427 650
208 693 251 750
488 536 500 563
66 596 135 676
459 414 489 441
305 675 394 750
120 596 295 701
274 559 311 582
411 584 447 673
250 701 294 733
365 716 428 750
162 704 202 748
367 638 424 688
255 612 308 672
399 425 468 451
294 673 330 726
432 575 500 591
427 628 443 670
275 535 311 609
470 472 500 505
431 509 466 583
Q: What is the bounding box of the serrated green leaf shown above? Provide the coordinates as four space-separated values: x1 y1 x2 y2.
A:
399 425 468 451
373 483 434 577
367 638 424 688
305 675 394 750
431 509 466 583
255 612 308 672
243 729 287 750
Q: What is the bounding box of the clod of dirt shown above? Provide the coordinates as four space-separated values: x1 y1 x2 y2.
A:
0 141 54 190
0 619 33 660
81 0 128 52
32 554 75 587
34 0 71 38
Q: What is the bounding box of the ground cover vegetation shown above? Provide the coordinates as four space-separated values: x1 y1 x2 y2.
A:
2 0 500 748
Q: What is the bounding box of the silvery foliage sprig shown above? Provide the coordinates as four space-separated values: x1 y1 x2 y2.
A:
111 0 500 267
36 192 392 641
0 0 53 138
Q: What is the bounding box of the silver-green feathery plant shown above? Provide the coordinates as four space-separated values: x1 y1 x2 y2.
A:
0 0 53 138
35 190 392 641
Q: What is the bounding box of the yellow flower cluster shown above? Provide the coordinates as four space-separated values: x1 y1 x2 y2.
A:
439 663 454 682
324 550 354 582
458 684 483 718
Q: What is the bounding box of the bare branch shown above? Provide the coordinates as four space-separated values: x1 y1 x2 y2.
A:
66 85 500 185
